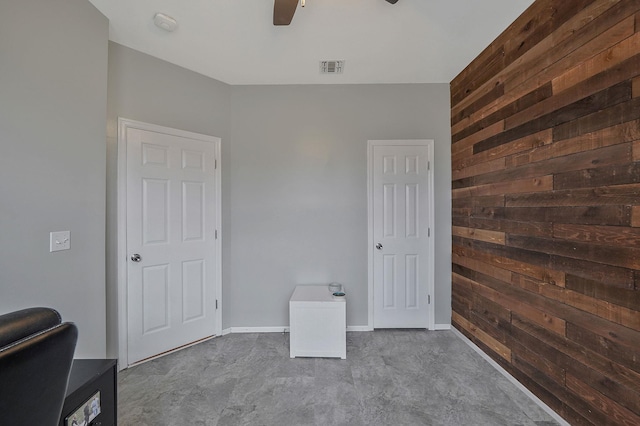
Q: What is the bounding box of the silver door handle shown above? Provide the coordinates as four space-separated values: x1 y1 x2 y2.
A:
131 254 142 262
375 243 383 250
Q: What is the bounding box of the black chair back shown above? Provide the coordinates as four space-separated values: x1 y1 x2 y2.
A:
0 307 78 425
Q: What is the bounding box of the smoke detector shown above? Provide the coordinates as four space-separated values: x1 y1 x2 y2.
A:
154 13 178 32
320 60 345 74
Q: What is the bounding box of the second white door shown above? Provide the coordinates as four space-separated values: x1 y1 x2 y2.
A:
124 123 219 364
370 140 433 328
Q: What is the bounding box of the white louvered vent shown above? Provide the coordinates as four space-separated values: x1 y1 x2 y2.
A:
320 60 345 74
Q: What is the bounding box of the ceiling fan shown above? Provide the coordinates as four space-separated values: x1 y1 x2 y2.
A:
274 0 399 26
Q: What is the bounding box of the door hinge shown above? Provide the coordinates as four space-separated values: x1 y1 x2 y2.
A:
216 300 219 309
428 228 431 237
428 295 431 304
427 161 430 171
215 158 217 169
215 229 218 239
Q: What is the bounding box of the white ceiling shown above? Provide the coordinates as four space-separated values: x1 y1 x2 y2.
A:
87 0 534 85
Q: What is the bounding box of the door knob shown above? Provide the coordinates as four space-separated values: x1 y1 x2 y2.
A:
131 254 142 262
375 243 383 250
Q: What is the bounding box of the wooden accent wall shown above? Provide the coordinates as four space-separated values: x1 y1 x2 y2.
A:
450 1 640 425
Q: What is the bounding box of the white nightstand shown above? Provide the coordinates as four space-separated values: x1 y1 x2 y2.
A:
289 285 346 359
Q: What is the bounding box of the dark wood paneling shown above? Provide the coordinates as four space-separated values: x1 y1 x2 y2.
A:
451 1 640 424
474 82 633 154
452 83 552 143
554 162 640 190
456 142 632 188
499 206 632 226
507 234 640 269
552 96 640 142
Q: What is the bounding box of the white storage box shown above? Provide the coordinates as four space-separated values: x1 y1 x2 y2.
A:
289 285 346 359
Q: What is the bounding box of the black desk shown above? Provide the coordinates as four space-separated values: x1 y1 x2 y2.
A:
60 359 117 426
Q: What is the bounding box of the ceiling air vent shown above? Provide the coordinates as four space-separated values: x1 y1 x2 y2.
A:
320 60 345 74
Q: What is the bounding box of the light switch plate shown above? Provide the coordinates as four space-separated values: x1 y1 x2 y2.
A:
50 231 70 252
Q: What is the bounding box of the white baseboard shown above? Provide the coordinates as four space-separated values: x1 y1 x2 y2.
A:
433 323 451 330
224 325 449 334
451 327 570 426
346 326 370 332
223 325 372 334
225 326 289 334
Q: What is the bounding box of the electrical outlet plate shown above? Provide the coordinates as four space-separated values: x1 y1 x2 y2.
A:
50 231 70 252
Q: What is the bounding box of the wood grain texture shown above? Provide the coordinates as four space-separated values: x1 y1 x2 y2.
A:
451 0 631 121
452 226 506 245
452 311 511 361
508 119 640 167
453 129 552 173
451 1 640 424
565 373 640 426
552 223 640 248
633 206 640 227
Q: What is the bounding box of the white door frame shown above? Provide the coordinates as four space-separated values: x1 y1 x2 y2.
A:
117 118 222 367
367 139 435 330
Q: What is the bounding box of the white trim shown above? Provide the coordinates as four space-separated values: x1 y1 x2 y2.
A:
451 327 570 426
117 118 222 368
346 326 371 332
367 139 435 330
123 335 217 370
433 323 451 330
222 326 371 334
227 326 290 334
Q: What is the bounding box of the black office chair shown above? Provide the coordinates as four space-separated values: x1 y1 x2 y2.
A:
0 307 78 425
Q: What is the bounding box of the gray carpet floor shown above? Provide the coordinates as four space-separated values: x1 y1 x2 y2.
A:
118 330 559 425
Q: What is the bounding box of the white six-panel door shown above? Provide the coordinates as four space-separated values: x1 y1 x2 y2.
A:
369 140 433 329
124 124 219 364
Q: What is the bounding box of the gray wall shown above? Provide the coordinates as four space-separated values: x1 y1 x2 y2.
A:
106 45 452 353
106 43 232 356
228 85 451 328
0 0 108 357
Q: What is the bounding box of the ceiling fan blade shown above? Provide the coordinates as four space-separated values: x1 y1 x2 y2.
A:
274 0 298 26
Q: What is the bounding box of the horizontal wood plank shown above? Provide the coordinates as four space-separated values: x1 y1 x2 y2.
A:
508 118 640 167
554 162 640 190
552 26 640 94
566 373 640 424
452 226 505 245
507 234 640 269
466 142 631 188
477 82 632 154
511 340 566 385
566 323 640 374
452 175 553 199
550 254 635 289
567 362 640 417
632 206 640 227
512 314 640 395
469 218 553 238
516 274 640 331
505 183 640 207
498 205 632 226
552 223 640 248
453 129 552 171
565 274 639 308
553 96 640 142
508 52 640 131
452 311 512 361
